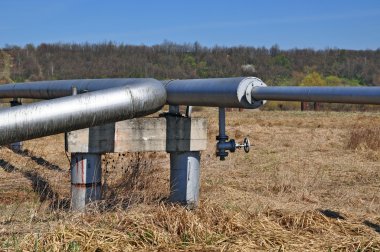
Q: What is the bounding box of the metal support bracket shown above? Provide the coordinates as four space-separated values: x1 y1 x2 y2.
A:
9 98 23 151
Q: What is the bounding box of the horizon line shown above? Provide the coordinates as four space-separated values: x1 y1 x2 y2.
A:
1 40 379 52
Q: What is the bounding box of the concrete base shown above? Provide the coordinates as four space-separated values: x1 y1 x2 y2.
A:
66 117 207 210
70 153 102 211
169 151 200 209
65 117 207 153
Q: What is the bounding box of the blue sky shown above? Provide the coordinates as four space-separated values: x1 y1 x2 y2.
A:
1 0 379 50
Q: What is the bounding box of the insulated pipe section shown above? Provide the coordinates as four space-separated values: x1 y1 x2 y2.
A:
164 77 266 108
0 78 158 99
0 80 166 145
251 86 380 105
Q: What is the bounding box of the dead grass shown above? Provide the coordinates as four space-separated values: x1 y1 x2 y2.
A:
101 152 170 210
14 204 380 251
2 109 380 251
348 126 380 151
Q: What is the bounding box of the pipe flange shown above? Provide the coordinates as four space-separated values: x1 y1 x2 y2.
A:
216 135 229 141
243 77 267 108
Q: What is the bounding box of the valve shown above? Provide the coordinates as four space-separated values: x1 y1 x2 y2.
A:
216 135 235 160
216 107 252 160
235 137 250 153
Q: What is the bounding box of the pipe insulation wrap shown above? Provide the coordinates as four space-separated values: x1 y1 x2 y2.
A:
0 80 166 145
0 78 158 99
251 86 380 105
164 77 266 108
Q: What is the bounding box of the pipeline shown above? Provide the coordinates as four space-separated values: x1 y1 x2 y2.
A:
0 78 157 99
2 77 380 106
0 77 267 108
163 77 266 108
0 80 166 145
251 86 380 105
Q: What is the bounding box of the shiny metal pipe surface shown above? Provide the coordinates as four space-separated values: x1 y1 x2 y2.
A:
0 80 166 145
0 78 157 99
164 77 266 108
252 86 380 105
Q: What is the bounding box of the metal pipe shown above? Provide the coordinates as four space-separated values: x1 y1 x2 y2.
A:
0 78 158 99
0 80 166 145
216 107 236 160
168 105 180 115
1 78 264 109
218 107 226 137
9 98 23 151
164 77 266 108
251 86 380 105
71 86 78 96
185 106 192 118
3 78 380 106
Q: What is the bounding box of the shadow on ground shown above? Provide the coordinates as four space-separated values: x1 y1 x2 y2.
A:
363 220 380 234
10 148 65 172
0 159 70 210
319 209 346 220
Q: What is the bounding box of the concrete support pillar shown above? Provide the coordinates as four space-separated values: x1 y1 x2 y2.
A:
301 102 306 111
66 116 207 210
70 153 102 211
313 102 320 111
169 151 200 209
167 104 201 209
10 98 22 151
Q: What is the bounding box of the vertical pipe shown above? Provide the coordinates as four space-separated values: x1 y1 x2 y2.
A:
71 85 78 96
185 106 192 118
169 151 200 209
219 107 226 138
65 86 77 152
9 98 22 151
70 153 102 211
216 107 233 160
169 105 180 115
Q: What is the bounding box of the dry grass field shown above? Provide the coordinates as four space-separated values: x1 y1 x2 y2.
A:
1 108 380 251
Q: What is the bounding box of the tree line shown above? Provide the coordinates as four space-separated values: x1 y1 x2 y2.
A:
1 41 379 86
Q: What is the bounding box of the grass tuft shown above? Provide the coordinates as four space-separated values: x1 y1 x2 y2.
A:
348 126 380 150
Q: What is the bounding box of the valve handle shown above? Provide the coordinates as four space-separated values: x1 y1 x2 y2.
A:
243 137 250 153
234 137 251 153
